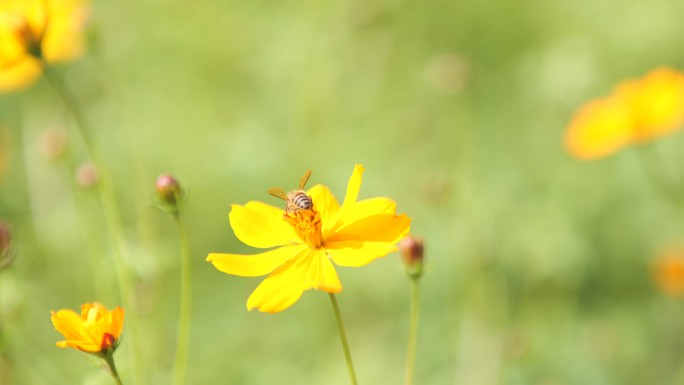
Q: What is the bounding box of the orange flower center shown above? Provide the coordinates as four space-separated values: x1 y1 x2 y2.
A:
283 207 324 249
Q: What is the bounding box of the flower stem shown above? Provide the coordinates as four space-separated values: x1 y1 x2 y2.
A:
40 62 143 385
329 293 358 385
633 144 684 207
103 354 124 385
172 211 192 385
404 277 421 385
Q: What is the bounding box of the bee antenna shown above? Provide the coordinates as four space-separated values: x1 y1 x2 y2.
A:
299 169 312 190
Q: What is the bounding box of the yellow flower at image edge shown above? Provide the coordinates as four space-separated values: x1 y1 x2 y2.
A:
565 67 684 160
207 164 412 313
0 0 88 92
51 302 124 354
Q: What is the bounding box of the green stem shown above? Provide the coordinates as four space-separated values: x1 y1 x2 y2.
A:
633 144 684 207
172 212 192 385
103 354 124 385
40 62 144 385
329 293 358 385
404 277 421 385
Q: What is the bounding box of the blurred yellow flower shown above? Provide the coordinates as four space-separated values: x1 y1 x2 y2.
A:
0 0 88 92
565 67 684 160
51 302 124 354
653 250 684 298
207 164 411 313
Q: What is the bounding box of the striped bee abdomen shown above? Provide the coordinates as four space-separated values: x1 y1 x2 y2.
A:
286 190 313 212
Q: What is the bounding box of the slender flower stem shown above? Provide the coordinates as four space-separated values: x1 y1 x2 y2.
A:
40 62 143 385
633 145 684 207
404 277 421 385
329 293 358 385
103 354 124 385
172 211 192 385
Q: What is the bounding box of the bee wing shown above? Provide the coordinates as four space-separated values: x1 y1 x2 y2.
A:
268 187 289 201
299 169 312 190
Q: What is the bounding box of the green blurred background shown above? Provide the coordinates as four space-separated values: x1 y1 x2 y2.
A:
3 0 684 384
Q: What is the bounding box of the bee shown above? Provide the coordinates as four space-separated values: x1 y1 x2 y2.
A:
268 169 314 214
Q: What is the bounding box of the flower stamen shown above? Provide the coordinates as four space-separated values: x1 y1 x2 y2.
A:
284 208 324 249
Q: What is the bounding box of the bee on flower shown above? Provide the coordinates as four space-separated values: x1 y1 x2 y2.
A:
0 0 89 92
207 164 412 313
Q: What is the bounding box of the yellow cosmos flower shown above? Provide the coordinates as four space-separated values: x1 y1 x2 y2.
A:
565 67 684 160
653 249 684 298
51 302 124 354
207 164 411 313
616 68 684 141
0 0 88 92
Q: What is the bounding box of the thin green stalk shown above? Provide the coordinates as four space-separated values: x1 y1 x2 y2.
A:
329 293 358 385
103 354 124 385
404 277 420 385
632 144 684 207
40 62 143 385
172 211 192 385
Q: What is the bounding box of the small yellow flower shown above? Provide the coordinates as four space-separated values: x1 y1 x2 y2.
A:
653 250 684 298
616 68 684 141
51 302 124 354
565 67 684 160
207 164 411 313
0 0 88 92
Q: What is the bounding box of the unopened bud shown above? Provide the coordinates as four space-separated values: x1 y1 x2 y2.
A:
39 126 68 161
155 174 184 213
400 235 424 278
75 162 98 188
0 222 14 270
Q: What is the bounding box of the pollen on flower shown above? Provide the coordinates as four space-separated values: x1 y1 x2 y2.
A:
284 208 324 249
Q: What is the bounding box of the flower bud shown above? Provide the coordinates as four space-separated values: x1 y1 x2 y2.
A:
0 222 14 270
400 235 424 278
75 162 98 188
155 174 184 214
653 249 684 297
156 174 181 203
39 126 68 161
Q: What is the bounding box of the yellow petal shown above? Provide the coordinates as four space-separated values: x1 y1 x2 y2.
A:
346 197 396 221
307 184 340 237
110 306 125 341
207 244 307 277
41 0 88 62
617 67 684 140
302 249 342 293
246 249 341 313
0 55 41 93
329 213 411 244
331 164 364 231
325 240 398 267
564 96 635 160
42 26 85 62
229 201 300 249
246 254 308 313
58 339 100 352
51 309 84 342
